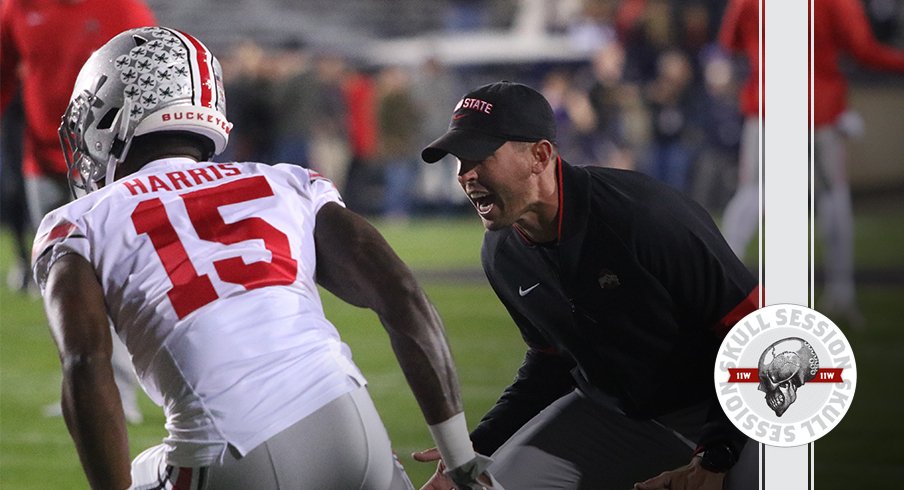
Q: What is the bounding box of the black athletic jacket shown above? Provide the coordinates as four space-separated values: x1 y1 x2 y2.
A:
469 159 758 459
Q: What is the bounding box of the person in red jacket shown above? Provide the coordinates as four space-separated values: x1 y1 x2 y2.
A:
1 0 157 424
1 0 156 225
717 0 761 266
719 0 904 327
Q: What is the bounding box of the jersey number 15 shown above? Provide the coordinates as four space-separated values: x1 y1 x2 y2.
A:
131 176 298 319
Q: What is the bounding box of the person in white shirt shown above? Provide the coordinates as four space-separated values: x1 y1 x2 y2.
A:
34 26 498 490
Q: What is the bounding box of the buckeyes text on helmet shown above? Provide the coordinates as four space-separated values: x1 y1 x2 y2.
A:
58 26 232 196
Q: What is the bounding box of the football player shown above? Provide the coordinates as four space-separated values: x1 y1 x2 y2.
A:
34 27 497 490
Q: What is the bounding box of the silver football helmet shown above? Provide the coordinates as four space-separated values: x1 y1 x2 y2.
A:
59 26 232 196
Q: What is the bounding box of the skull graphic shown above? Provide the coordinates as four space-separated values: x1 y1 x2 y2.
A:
757 338 819 417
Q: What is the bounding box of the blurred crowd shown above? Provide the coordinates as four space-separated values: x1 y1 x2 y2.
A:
215 42 470 218
3 0 903 225
207 0 754 219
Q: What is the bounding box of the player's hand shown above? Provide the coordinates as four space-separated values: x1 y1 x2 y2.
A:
632 455 725 490
413 447 452 490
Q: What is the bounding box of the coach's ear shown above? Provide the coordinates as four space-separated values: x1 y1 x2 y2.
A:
530 139 555 175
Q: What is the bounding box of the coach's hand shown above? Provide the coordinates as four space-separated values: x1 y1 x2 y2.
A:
413 448 502 490
633 455 725 490
413 447 453 490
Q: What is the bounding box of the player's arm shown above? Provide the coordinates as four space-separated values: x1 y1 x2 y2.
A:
717 0 748 54
415 340 567 490
41 253 131 490
836 0 904 71
314 202 495 488
314 202 461 424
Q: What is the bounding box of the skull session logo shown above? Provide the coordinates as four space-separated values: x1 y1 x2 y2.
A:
757 338 824 417
714 304 857 447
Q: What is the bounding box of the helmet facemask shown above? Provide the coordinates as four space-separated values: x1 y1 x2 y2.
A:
59 76 139 198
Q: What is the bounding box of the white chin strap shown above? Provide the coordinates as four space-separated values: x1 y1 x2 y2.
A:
103 154 121 189
103 97 137 187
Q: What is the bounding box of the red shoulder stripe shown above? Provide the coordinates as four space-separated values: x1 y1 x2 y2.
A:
31 222 76 262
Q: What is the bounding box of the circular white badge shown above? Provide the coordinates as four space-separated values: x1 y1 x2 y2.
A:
713 304 857 447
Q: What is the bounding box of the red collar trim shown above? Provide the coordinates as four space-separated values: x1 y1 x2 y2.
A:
556 155 564 242
513 224 535 245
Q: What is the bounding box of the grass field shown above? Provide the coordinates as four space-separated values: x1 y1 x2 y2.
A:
1 208 902 488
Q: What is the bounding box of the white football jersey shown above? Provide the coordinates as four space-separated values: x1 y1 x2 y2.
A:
32 158 367 466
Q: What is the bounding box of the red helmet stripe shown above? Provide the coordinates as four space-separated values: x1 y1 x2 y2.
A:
176 30 215 109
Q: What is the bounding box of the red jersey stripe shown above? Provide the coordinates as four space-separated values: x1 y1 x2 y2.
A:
31 222 77 262
173 467 194 490
556 155 564 242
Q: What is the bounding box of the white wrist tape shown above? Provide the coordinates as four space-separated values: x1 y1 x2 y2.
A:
428 412 475 470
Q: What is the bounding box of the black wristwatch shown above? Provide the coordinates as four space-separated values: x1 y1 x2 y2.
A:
698 443 737 473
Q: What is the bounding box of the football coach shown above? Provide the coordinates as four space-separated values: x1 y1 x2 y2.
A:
414 81 759 490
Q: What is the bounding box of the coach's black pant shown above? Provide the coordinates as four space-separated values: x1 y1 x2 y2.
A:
489 389 757 490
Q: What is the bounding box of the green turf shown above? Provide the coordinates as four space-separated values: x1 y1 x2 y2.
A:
812 285 904 483
729 205 904 268
1 210 902 488
367 216 485 269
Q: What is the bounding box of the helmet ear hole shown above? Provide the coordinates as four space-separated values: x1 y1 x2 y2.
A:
96 107 120 130
200 137 215 160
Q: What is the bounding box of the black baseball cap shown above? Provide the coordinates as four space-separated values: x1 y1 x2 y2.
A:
421 81 556 163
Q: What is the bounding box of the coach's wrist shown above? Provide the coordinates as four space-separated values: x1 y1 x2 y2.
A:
696 443 737 473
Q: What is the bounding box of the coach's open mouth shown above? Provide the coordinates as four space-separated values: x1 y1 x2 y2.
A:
469 192 495 216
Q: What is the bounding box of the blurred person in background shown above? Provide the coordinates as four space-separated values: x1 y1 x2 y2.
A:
271 39 316 167
540 70 599 168
38 26 498 490
616 0 672 83
720 0 904 327
342 65 383 216
715 0 758 264
306 54 352 192
643 49 700 194
678 2 713 58
1 0 153 232
690 49 743 213
1 94 30 291
586 40 645 170
1 0 156 425
220 39 277 163
412 56 466 215
562 0 618 52
376 65 422 221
